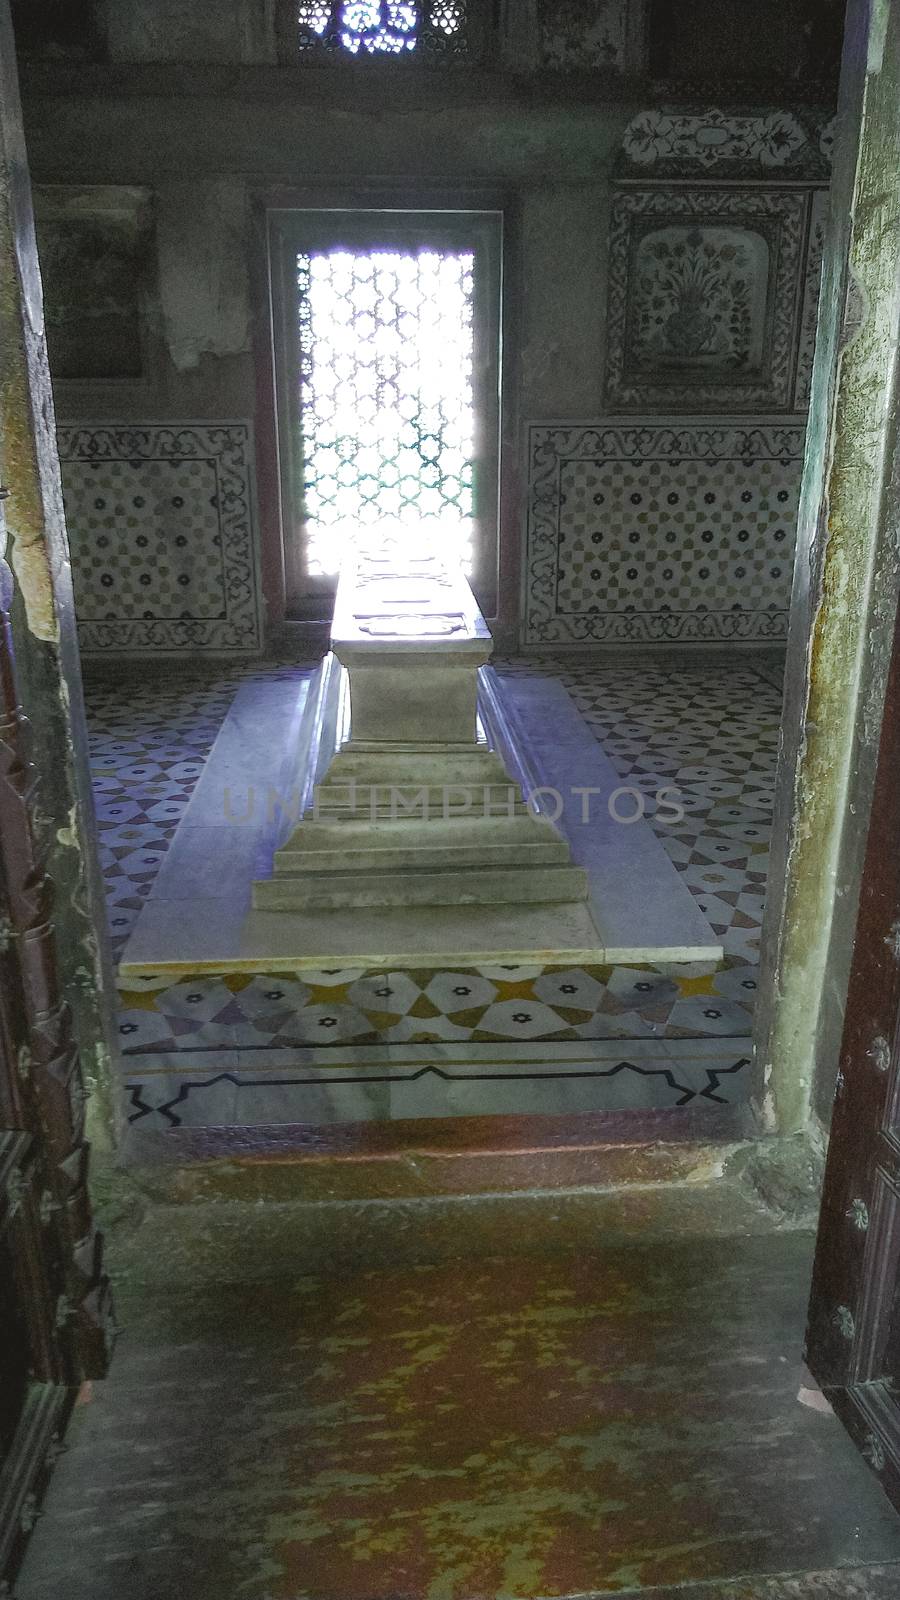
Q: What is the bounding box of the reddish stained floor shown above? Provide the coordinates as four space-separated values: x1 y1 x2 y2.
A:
17 1213 900 1600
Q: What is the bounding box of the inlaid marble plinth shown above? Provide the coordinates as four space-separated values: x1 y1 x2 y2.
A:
117 664 729 1125
120 670 721 973
254 553 588 912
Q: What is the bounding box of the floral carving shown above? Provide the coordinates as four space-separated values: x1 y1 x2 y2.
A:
632 227 766 372
819 115 837 163
605 187 808 412
540 0 627 70
622 108 813 173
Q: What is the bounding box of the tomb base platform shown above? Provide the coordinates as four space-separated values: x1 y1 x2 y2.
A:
115 671 743 1128
254 554 590 913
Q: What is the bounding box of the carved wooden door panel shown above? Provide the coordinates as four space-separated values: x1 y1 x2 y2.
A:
806 593 900 1502
0 522 113 1583
0 3 118 1582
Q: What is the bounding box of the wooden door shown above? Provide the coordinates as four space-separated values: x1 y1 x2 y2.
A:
806 592 900 1502
0 3 115 1573
0 517 114 1585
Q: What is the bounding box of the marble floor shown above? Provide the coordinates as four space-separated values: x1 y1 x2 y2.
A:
85 658 317 962
83 652 784 1120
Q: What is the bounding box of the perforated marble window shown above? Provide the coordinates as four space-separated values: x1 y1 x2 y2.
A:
295 248 475 580
292 0 471 59
270 210 502 619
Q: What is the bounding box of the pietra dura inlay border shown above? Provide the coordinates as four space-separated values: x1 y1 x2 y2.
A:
57 421 262 654
123 1047 753 1128
524 420 805 644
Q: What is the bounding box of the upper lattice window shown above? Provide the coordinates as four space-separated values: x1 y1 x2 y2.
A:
295 0 470 58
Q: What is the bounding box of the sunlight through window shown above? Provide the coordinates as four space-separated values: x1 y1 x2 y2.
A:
296 0 465 55
296 248 476 577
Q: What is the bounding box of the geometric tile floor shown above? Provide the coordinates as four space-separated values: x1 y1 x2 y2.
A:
83 652 784 1121
557 653 783 1025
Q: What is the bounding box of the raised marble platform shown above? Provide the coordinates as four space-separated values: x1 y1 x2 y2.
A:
115 650 735 1124
119 671 720 976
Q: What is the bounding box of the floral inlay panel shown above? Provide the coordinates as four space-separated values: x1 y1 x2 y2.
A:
539 0 629 70
620 108 830 176
630 225 769 375
605 187 810 413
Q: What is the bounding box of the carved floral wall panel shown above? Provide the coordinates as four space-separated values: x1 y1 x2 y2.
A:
619 107 833 178
631 224 770 374
605 187 812 413
524 421 806 644
539 0 629 70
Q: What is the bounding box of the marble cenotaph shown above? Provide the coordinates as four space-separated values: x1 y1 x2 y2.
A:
254 551 588 911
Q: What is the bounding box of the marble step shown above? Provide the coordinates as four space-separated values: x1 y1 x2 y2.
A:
253 859 589 911
275 812 568 869
274 840 570 874
316 746 515 786
311 786 531 819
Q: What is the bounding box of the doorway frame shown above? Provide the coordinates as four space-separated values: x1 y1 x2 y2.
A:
753 0 900 1139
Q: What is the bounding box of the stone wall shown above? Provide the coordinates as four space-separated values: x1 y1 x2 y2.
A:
14 0 839 654
522 110 831 646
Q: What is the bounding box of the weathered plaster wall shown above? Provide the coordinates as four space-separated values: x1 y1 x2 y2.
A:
520 185 608 416
103 0 277 65
13 5 834 653
19 71 625 646
155 179 252 373
22 82 624 426
756 0 900 1134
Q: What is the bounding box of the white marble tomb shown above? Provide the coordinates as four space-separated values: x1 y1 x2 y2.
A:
120 552 721 973
253 552 589 912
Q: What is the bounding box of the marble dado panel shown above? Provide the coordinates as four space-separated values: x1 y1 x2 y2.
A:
524 421 805 644
57 422 262 655
605 187 817 414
